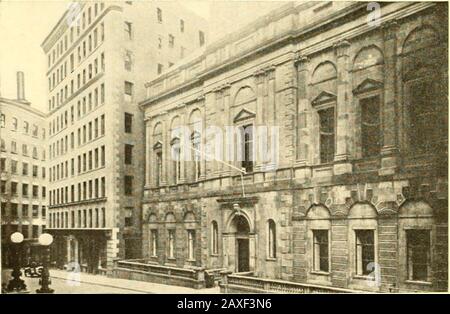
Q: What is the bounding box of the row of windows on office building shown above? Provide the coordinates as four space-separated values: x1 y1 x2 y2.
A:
48 1 106 68
0 181 46 199
48 51 105 112
49 176 106 206
0 158 46 179
0 115 45 139
1 224 43 240
146 220 277 261
49 145 105 183
48 207 106 229
49 114 105 160
1 140 46 161
49 82 105 138
155 6 205 46
1 202 46 219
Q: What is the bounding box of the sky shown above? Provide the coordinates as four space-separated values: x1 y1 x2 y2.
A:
0 0 286 113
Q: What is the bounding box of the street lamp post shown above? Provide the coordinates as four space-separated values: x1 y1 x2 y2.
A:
36 233 54 294
6 232 28 293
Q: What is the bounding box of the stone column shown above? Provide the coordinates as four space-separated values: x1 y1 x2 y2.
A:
380 20 400 176
333 40 352 175
144 118 152 187
200 94 208 181
178 104 187 184
266 66 277 171
67 237 71 264
254 69 266 180
222 85 232 185
294 54 312 182
161 111 168 186
214 89 223 177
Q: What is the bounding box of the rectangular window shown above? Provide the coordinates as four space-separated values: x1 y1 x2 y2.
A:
318 107 335 164
360 95 381 157
32 205 39 218
407 230 431 282
313 230 329 272
124 81 133 96
157 8 162 23
156 151 162 187
168 229 175 258
180 19 184 32
22 162 28 176
150 229 158 257
157 63 163 75
124 207 133 227
242 124 253 173
124 175 133 195
32 185 38 198
22 183 28 197
124 22 132 40
124 113 132 133
199 31 205 46
355 230 375 276
124 144 133 165
169 34 174 48
187 230 195 260
101 114 105 135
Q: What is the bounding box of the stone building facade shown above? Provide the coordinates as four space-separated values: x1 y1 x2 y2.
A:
1 72 48 266
41 1 207 273
140 1 448 292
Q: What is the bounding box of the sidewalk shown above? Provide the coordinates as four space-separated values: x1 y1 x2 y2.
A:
48 269 221 294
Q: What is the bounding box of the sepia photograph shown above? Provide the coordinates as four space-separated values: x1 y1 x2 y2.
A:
0 0 448 298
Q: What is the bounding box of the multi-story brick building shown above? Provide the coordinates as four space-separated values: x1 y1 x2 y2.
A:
140 1 448 292
1 72 48 267
41 1 207 273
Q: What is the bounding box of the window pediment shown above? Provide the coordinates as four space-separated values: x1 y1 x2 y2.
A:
353 78 383 95
311 91 336 107
233 108 256 123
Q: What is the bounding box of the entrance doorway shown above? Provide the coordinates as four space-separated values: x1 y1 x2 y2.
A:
232 215 250 272
237 238 250 272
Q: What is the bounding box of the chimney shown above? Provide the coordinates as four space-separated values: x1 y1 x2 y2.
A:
17 71 25 101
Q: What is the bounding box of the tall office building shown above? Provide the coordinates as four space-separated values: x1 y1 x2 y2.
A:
41 1 207 273
1 72 48 267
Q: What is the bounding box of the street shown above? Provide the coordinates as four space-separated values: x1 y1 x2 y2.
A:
1 269 220 294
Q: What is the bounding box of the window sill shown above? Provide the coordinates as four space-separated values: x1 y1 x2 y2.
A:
266 257 277 262
187 259 196 262
405 280 432 286
310 271 330 276
210 254 219 257
353 275 375 281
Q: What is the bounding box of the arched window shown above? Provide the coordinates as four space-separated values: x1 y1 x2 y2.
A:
398 201 434 283
211 220 219 255
348 203 378 278
165 213 176 259
268 219 276 258
402 26 446 153
171 138 181 184
306 205 331 275
147 213 158 257
352 45 384 158
311 61 337 164
184 212 196 261
233 87 256 173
